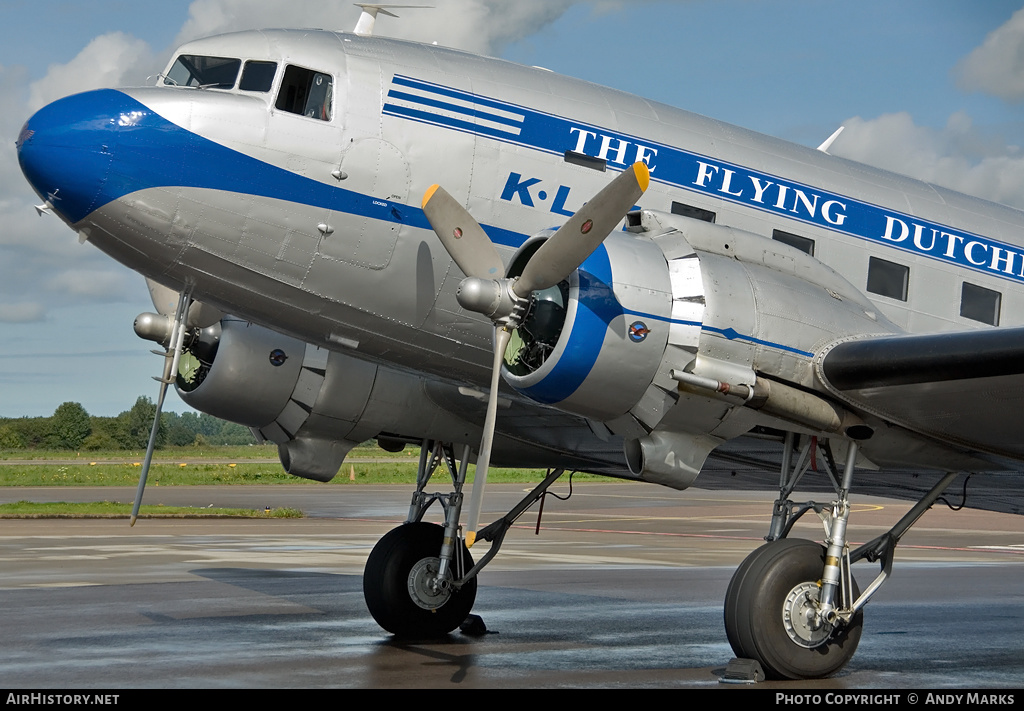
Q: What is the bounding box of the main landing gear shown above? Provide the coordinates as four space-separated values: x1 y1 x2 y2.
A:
724 433 960 679
364 520 477 637
363 439 566 638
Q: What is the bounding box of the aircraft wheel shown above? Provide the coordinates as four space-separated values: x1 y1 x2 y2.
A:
725 538 863 680
363 522 477 638
723 540 763 654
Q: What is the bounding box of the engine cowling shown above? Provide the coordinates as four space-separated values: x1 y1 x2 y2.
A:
171 317 391 481
501 231 677 421
499 209 898 489
168 317 609 482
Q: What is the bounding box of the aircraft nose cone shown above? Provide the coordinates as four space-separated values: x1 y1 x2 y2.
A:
17 89 123 224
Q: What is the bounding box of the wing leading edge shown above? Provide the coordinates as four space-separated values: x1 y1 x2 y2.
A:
817 327 1024 461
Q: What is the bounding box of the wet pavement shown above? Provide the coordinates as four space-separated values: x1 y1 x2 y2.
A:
0 483 1021 688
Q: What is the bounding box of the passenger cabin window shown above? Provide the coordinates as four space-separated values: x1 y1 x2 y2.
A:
961 282 1001 326
276 65 333 121
866 256 909 301
772 229 815 256
671 201 716 223
165 55 240 89
239 61 277 92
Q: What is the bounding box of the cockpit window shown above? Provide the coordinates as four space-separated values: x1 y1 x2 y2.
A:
275 65 333 121
165 55 241 89
239 61 277 92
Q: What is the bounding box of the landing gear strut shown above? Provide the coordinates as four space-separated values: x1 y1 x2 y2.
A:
725 434 959 679
364 440 475 637
362 439 567 638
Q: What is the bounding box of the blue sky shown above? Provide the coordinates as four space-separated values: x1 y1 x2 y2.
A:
1 0 1023 417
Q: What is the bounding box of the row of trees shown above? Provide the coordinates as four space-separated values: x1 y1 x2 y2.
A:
0 398 255 450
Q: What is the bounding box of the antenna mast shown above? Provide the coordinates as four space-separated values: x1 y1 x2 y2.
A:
353 4 432 36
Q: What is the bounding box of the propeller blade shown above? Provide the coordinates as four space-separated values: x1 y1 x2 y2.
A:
130 290 191 526
146 278 221 328
130 379 170 526
422 184 505 280
463 325 512 548
515 161 649 296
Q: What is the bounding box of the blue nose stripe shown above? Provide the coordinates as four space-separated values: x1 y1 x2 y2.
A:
17 89 436 236
16 88 539 259
17 91 125 222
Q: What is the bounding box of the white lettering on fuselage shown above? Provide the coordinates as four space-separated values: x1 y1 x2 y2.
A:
387 77 1024 286
569 126 659 173
692 160 848 226
882 215 1024 277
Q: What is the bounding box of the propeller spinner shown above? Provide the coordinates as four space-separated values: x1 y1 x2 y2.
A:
422 161 650 545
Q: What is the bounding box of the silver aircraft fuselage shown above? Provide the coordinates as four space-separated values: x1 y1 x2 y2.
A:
17 29 1024 476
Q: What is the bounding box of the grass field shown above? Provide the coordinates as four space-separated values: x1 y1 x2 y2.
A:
0 442 608 516
0 500 303 518
0 443 607 486
0 442 606 514
2 442 317 461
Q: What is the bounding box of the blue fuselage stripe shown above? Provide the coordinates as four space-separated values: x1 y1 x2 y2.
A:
385 90 523 129
391 75 527 115
18 88 813 389
382 77 1024 289
382 103 520 141
621 309 813 358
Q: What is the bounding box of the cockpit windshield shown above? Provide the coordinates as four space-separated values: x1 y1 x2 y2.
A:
165 55 241 89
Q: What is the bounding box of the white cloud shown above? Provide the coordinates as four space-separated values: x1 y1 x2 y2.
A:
0 302 45 323
4 1 616 327
174 0 614 55
0 32 158 325
27 32 157 112
957 8 1024 102
831 111 1024 210
0 202 137 319
43 267 135 301
0 64 31 192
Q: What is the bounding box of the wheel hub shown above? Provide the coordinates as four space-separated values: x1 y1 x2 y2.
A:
782 581 833 648
407 557 452 610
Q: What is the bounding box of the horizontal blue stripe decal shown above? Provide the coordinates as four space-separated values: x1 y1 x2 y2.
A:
391 75 527 116
621 309 813 358
383 76 1024 287
19 88 816 364
382 103 522 141
386 89 523 128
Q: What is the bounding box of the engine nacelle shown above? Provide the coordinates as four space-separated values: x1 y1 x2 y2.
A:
500 210 899 488
501 232 676 422
172 318 573 482
174 317 388 481
174 317 305 427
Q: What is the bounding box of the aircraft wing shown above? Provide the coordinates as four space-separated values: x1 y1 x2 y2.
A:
816 326 1024 461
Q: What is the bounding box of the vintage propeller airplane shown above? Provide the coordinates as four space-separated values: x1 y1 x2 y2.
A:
16 8 1024 680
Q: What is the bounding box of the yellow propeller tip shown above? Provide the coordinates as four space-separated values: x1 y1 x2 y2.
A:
465 530 477 548
632 162 650 192
422 184 440 209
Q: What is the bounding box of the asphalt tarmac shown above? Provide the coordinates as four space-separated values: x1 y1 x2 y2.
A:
0 482 1022 689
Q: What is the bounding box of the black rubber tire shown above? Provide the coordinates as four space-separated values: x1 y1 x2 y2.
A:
725 538 863 680
363 522 477 638
723 543 763 658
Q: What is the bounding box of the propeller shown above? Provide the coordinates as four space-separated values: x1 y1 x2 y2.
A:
146 278 222 329
422 161 650 545
130 284 197 526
